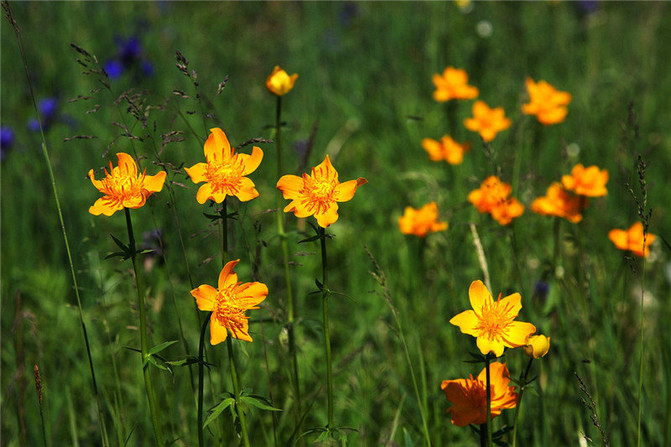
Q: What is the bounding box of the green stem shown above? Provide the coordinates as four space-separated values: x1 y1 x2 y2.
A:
220 199 228 266
485 354 493 447
275 95 302 427
125 208 163 446
3 3 109 445
636 237 648 447
227 337 250 447
511 357 534 447
197 313 211 447
319 227 334 428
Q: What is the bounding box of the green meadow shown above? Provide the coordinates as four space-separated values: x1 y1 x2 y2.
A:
2 2 671 446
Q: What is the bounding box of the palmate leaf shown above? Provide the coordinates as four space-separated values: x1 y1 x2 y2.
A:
203 397 236 428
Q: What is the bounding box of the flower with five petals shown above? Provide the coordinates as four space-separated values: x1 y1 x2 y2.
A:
421 135 471 165
432 67 479 102
561 163 608 197
522 78 572 125
464 101 511 142
398 202 448 237
608 222 656 258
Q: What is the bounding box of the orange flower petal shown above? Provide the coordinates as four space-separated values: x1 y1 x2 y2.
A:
276 175 303 199
241 146 264 175
468 280 492 315
116 152 138 176
184 163 208 183
89 197 123 216
218 259 240 290
314 202 340 228
210 317 229 345
191 284 218 311
334 178 367 202
143 171 167 193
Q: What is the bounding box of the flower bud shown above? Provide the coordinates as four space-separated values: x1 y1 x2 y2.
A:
524 334 551 359
265 66 297 96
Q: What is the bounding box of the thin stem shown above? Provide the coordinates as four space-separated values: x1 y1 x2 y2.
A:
275 95 302 428
319 226 334 428
227 337 250 447
197 313 211 447
636 237 648 447
125 208 163 446
221 199 228 267
511 357 534 447
2 3 109 445
485 354 493 447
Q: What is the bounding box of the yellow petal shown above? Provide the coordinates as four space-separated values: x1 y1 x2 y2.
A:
449 310 479 337
315 202 339 228
87 169 104 192
89 197 122 216
276 175 304 200
143 171 166 193
477 335 505 357
503 321 537 348
499 293 522 319
210 317 228 345
196 183 215 204
218 259 240 290
116 152 137 176
334 178 367 202
241 146 263 175
468 280 492 315
191 284 218 311
231 319 252 342
234 177 260 202
185 163 208 184
239 282 269 306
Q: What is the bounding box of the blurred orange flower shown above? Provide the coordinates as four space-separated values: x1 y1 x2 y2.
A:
561 164 608 197
468 176 524 225
276 155 367 228
441 362 518 427
266 66 298 96
191 259 268 344
421 135 471 165
399 202 448 237
432 66 479 102
522 78 572 125
450 280 536 357
464 100 511 142
88 152 166 216
185 128 263 204
531 182 584 223
608 222 656 258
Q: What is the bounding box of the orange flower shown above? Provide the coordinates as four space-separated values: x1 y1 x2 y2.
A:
399 202 448 237
421 135 471 165
464 100 511 142
265 66 298 96
450 280 536 357
561 164 608 197
608 222 656 258
531 182 584 223
276 155 367 228
432 67 479 102
88 152 166 216
468 176 524 225
185 128 263 204
191 259 268 344
441 362 518 427
522 78 572 125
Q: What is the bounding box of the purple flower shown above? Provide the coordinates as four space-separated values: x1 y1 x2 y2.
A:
104 60 124 79
106 35 153 81
1 126 15 161
27 97 59 132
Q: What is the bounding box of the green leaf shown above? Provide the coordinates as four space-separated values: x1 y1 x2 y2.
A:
403 428 414 447
110 234 129 252
147 354 173 374
165 356 200 367
203 398 235 428
104 251 127 260
239 395 281 412
148 340 178 355
298 235 320 244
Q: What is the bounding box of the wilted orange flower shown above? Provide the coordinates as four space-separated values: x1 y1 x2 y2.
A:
185 128 263 204
468 176 524 225
399 202 448 237
276 155 367 228
450 280 536 357
524 334 551 359
464 101 511 142
522 78 572 125
608 222 656 258
432 67 479 102
561 164 608 197
421 135 471 165
191 259 268 344
531 182 584 223
88 152 166 216
265 66 298 96
441 362 518 427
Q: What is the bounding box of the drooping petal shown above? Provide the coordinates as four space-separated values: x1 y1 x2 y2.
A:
89 197 123 216
210 317 229 345
184 163 208 183
240 146 263 175
191 284 218 311
218 259 240 290
231 318 252 342
334 178 367 202
143 171 166 193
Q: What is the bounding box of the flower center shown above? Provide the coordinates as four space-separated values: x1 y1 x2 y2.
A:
477 298 513 341
303 177 336 213
103 169 142 203
207 159 244 194
214 286 247 337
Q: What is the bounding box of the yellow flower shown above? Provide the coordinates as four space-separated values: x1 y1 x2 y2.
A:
441 362 518 427
522 78 572 125
276 155 367 228
191 259 268 344
468 176 524 226
432 67 479 102
530 182 584 223
421 135 471 165
185 128 263 204
88 152 166 216
561 163 608 197
608 222 656 258
524 334 551 359
464 100 511 142
265 66 298 96
399 202 448 237
450 280 536 357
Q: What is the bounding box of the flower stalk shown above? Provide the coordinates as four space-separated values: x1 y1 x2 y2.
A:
318 226 334 428
485 354 493 447
511 357 534 447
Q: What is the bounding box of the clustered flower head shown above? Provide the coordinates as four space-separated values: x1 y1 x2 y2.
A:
450 280 537 357
191 259 268 344
88 152 166 216
276 155 367 228
441 362 518 426
531 182 585 223
185 128 263 204
104 35 153 80
468 176 524 225
266 66 298 96
421 135 471 165
464 100 511 142
561 163 608 197
609 222 656 258
432 66 479 102
398 202 448 237
522 78 572 125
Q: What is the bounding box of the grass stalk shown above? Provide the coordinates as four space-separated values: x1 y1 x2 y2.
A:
197 312 211 447
318 226 334 428
227 337 251 447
